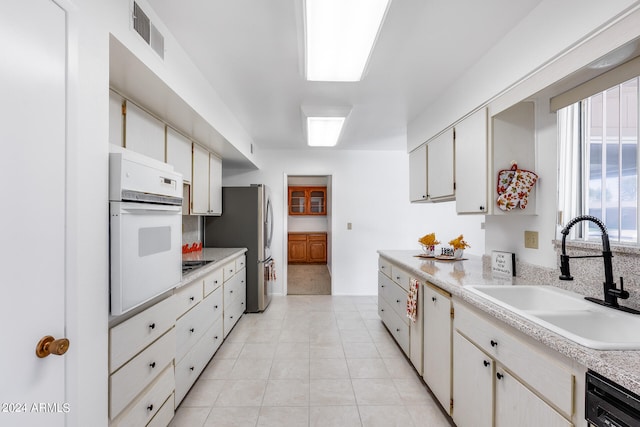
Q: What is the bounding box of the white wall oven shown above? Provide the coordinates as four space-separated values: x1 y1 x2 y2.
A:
109 146 183 315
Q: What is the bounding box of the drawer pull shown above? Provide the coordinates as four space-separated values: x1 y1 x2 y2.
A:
396 276 400 280
381 285 385 288
190 328 195 333
490 340 498 347
381 308 384 312
230 316 234 319
190 366 194 371
149 323 156 330
215 280 218 284
381 266 386 269
214 336 219 340
483 360 490 367
396 299 400 303
214 305 219 309
396 328 400 332
432 297 437 302
147 404 153 412
189 296 195 301
230 290 233 294
496 372 504 380
149 362 156 369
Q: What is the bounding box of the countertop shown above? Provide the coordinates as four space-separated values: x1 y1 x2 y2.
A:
180 247 247 286
378 249 640 396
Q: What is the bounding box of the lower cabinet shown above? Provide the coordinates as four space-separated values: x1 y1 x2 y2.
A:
288 232 327 263
452 300 576 427
423 283 452 414
378 258 422 373
108 251 247 425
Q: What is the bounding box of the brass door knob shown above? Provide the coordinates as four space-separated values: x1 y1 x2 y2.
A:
36 335 70 358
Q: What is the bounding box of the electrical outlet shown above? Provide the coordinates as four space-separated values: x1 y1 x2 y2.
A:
524 230 539 249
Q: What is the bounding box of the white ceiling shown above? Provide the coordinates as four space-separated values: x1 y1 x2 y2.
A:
146 0 543 151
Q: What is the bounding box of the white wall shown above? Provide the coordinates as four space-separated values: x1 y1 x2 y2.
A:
224 149 485 295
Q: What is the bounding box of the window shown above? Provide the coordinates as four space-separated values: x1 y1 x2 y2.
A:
558 77 639 244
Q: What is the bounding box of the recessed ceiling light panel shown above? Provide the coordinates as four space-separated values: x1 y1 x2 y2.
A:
305 0 391 82
307 116 346 146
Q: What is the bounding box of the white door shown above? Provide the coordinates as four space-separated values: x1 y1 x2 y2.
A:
0 1 68 425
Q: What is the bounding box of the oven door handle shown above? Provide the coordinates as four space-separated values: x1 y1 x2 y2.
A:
118 202 182 214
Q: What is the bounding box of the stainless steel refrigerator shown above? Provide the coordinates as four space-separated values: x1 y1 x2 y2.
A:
204 185 274 312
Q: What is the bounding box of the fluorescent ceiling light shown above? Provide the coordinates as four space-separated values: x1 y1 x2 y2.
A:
305 0 390 82
307 117 346 147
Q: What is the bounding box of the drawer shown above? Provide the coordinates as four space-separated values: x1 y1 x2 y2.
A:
175 294 217 363
203 268 223 296
307 233 326 241
390 265 411 291
175 319 223 406
207 286 224 322
224 299 244 338
288 234 307 241
454 301 574 417
385 281 409 325
385 309 409 355
110 328 175 419
109 364 174 426
378 257 392 278
224 273 245 308
378 296 392 325
175 279 203 319
110 296 175 373
223 261 236 282
378 271 395 299
147 393 174 427
235 255 246 272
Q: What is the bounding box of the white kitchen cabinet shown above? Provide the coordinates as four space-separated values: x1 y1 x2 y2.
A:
166 127 192 184
192 143 210 214
409 144 428 202
377 257 421 372
191 143 223 215
124 101 165 162
495 368 572 427
427 128 455 200
209 153 222 215
453 300 576 427
423 283 452 414
223 257 246 337
455 108 488 213
452 331 493 427
409 129 455 202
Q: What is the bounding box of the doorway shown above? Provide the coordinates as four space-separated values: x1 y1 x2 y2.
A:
286 175 332 295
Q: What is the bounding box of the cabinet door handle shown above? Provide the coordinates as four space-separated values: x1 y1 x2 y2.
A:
149 323 156 330
480 205 485 211
190 366 195 371
396 299 400 303
496 372 504 380
483 360 490 367
396 328 400 332
432 296 437 302
490 340 498 347
147 404 154 412
230 290 233 294
381 285 385 288
214 336 219 340
149 362 156 369
190 328 195 333
381 308 384 312
214 305 219 309
190 296 195 301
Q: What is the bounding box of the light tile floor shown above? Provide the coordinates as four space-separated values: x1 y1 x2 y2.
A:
170 295 452 427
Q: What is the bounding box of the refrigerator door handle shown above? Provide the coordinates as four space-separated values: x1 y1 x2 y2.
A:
258 256 273 264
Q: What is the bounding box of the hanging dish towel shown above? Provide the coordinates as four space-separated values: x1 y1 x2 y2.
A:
406 278 419 323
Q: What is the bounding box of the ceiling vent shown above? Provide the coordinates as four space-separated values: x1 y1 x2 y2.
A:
133 2 164 59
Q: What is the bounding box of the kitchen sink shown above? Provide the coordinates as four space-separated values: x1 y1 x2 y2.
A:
182 259 214 274
467 285 640 350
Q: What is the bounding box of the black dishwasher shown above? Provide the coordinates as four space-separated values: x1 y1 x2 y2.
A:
586 370 640 426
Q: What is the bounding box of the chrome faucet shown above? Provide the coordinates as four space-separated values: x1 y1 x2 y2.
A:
559 215 638 314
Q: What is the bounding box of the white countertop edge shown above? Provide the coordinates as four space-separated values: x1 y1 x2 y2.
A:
377 249 640 396
179 247 248 287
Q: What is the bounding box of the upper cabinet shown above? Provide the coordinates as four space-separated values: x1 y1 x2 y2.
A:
455 108 488 214
409 129 455 203
166 128 192 184
288 187 326 215
409 144 428 202
192 144 222 216
124 101 165 163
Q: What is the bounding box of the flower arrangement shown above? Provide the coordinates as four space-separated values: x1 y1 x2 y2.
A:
418 233 440 246
448 234 470 250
